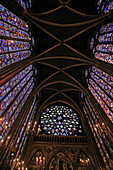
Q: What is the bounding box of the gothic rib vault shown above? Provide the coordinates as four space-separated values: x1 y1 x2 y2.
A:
0 0 113 169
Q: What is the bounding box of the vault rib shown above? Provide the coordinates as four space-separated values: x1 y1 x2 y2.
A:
63 70 89 96
29 5 62 16
26 11 110 27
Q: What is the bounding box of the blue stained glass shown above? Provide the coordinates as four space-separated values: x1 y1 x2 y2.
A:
0 20 30 40
97 0 113 13
104 1 113 13
0 4 33 68
90 21 113 65
96 44 113 53
39 105 83 136
81 94 113 169
85 67 113 122
17 0 27 10
98 33 113 42
0 65 32 100
0 79 34 146
0 71 33 115
0 4 28 31
100 22 113 34
12 97 36 166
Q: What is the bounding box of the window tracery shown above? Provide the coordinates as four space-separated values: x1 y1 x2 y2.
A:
39 105 83 136
10 97 37 168
90 22 113 64
0 76 34 146
89 2 113 123
85 66 113 122
0 4 32 68
81 93 113 169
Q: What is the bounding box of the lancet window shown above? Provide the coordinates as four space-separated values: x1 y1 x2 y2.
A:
49 152 73 170
85 67 113 122
10 97 37 169
0 4 32 68
81 93 113 169
0 65 34 146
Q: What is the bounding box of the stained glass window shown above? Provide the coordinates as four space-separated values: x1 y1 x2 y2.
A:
97 0 113 14
17 0 27 10
81 93 113 169
0 68 33 116
90 22 113 64
0 65 32 101
10 97 37 167
39 105 83 136
0 4 32 68
85 66 113 122
0 74 34 146
17 0 32 10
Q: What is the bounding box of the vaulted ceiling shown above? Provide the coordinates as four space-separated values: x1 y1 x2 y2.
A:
21 0 111 118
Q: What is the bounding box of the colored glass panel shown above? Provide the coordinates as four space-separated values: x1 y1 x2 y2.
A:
92 67 113 86
85 67 113 122
0 50 31 68
0 5 28 31
0 39 30 53
104 1 113 13
0 4 32 68
81 94 113 169
39 105 83 136
0 79 34 146
95 52 113 64
17 0 27 10
0 71 33 115
100 22 113 34
97 0 113 13
0 65 32 100
96 44 113 53
98 33 113 42
11 97 37 167
0 20 30 40
91 67 113 97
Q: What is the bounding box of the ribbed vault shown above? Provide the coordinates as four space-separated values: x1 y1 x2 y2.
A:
24 0 112 120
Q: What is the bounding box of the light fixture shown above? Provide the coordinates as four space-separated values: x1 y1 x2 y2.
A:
35 156 45 169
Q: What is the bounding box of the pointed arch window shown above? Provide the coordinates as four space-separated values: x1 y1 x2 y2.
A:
0 4 36 146
0 65 34 146
90 22 113 64
88 4 113 123
28 151 45 169
49 152 73 170
10 97 37 167
85 66 113 122
39 105 83 136
81 93 113 169
77 152 94 170
0 4 32 68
